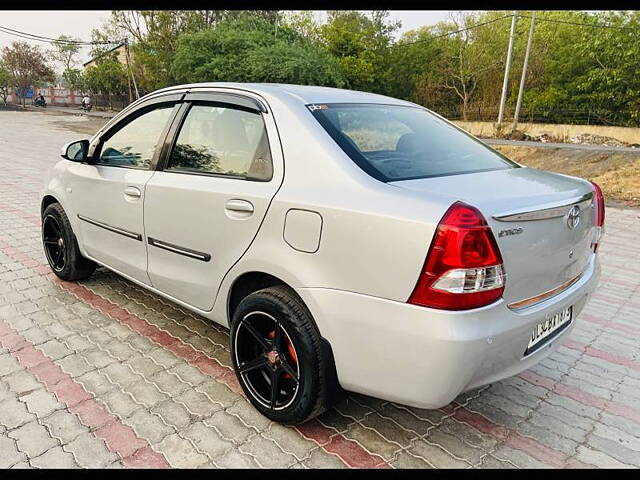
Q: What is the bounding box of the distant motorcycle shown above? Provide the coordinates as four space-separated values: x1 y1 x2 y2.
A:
81 102 93 112
34 98 47 108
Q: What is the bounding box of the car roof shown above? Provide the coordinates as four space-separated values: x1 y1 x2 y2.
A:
151 82 416 107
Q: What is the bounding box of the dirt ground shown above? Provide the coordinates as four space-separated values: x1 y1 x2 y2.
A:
494 145 640 206
455 120 640 145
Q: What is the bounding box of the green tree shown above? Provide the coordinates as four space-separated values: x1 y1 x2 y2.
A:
171 17 345 87
320 11 399 93
49 35 81 71
84 59 128 110
92 10 283 93
1 41 55 106
62 68 86 91
0 61 11 105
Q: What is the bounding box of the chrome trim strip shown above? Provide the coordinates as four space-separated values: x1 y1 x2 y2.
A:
508 272 584 310
77 214 142 241
148 237 211 262
493 192 593 222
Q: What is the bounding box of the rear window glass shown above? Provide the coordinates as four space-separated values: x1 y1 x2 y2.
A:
309 103 518 182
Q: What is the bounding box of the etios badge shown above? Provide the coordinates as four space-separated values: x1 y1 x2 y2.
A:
566 205 580 230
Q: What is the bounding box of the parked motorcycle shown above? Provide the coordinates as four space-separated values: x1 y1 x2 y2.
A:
34 98 47 108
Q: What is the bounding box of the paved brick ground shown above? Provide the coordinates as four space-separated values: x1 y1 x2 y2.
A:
1 110 639 469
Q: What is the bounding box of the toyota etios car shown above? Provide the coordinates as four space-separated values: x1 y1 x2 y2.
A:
41 83 603 424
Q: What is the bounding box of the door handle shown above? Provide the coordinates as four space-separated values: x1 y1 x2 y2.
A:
225 199 254 213
124 186 141 198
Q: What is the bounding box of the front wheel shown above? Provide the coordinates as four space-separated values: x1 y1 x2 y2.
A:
230 286 331 424
42 203 96 281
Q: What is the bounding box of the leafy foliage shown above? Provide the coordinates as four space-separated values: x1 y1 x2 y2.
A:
1 41 55 106
85 10 640 126
0 61 11 105
49 35 81 71
172 17 345 87
84 59 128 109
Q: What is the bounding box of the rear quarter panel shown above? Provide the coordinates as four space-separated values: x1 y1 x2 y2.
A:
212 95 454 325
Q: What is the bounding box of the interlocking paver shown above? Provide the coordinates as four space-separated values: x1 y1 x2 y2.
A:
215 448 261 468
42 410 90 445
0 434 28 468
183 421 234 459
240 434 298 467
3 369 42 394
21 388 64 418
65 432 120 468
301 447 347 468
151 399 193 430
127 409 175 444
0 353 21 376
262 423 319 460
391 449 434 468
30 446 77 468
575 445 635 469
204 410 258 444
0 397 37 429
101 390 144 419
409 438 471 468
156 433 209 468
0 111 639 468
8 421 59 458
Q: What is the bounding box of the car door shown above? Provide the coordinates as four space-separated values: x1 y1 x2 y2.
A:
66 95 182 284
143 91 283 311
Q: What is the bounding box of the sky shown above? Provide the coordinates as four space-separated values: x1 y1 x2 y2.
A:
0 10 454 69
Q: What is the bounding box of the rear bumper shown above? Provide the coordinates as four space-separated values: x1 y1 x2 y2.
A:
296 254 600 409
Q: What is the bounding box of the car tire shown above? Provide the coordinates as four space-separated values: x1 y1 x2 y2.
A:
42 202 96 281
230 286 330 424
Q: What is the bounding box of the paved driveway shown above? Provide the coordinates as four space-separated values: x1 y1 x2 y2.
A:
1 111 639 468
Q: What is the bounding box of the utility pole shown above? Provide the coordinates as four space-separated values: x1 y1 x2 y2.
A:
124 39 139 101
512 12 536 131
497 11 518 125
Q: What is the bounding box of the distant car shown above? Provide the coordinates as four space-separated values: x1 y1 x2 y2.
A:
41 83 603 424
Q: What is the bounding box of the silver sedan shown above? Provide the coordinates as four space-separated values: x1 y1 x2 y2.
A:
42 83 603 424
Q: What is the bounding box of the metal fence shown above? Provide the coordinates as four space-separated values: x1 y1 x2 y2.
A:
438 106 639 127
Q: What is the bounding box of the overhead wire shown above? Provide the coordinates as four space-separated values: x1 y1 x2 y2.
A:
0 24 120 45
392 14 513 49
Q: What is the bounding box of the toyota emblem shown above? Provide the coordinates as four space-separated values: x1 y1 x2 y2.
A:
566 205 580 229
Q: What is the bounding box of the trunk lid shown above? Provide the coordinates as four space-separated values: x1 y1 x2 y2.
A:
391 167 595 307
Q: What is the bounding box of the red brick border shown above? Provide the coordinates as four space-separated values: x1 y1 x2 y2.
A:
0 319 170 468
54 278 390 469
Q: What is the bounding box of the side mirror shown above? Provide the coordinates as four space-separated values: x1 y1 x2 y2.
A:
61 139 90 162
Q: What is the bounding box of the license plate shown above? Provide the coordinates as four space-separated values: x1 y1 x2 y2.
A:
525 306 572 356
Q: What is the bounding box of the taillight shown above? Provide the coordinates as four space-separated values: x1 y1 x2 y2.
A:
408 201 505 310
590 181 605 252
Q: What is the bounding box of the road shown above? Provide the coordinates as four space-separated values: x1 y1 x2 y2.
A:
1 110 639 468
484 138 640 154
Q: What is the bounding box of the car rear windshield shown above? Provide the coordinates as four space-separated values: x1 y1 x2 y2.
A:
309 103 518 182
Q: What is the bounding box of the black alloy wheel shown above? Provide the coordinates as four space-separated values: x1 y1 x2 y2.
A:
230 286 333 424
43 214 66 272
234 310 300 410
41 202 96 281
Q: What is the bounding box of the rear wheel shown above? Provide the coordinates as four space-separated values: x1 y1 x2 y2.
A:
230 286 329 424
42 203 96 281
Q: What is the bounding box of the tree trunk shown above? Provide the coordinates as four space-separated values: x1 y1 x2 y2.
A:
462 96 468 121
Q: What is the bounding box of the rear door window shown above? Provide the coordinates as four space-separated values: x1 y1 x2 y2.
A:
309 103 518 182
167 104 273 181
